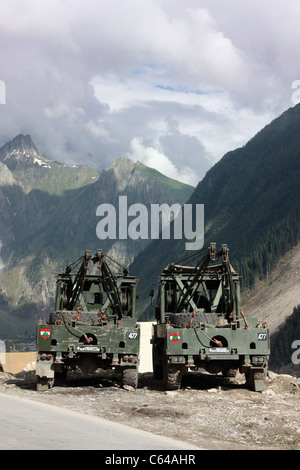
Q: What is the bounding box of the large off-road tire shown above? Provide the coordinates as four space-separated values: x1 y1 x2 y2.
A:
121 367 138 389
163 361 184 390
36 376 54 392
49 310 99 325
245 368 267 392
54 369 68 383
168 312 219 328
222 367 237 378
152 342 164 379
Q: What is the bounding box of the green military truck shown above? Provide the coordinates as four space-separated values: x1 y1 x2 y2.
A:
152 243 270 392
36 249 140 391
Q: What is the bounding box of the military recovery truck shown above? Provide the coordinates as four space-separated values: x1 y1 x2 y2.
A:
36 249 140 391
152 243 270 392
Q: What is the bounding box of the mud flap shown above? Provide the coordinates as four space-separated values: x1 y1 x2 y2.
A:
36 361 55 379
253 378 265 392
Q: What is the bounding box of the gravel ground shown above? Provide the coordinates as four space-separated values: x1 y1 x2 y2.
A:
0 368 299 450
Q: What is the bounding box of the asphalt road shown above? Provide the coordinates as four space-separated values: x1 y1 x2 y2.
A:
0 393 201 451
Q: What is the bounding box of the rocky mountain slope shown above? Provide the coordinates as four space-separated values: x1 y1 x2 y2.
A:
0 134 99 195
242 242 300 335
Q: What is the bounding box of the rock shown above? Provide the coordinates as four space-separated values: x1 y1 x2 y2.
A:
279 374 295 380
22 361 36 372
267 370 277 379
123 384 135 391
0 372 14 381
164 391 177 397
262 389 276 396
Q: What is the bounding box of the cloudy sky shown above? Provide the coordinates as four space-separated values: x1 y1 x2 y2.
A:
0 0 299 186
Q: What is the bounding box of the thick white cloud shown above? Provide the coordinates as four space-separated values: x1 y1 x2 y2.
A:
127 136 199 186
0 0 299 185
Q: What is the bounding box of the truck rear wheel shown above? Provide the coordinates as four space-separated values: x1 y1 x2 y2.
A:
121 367 138 389
36 376 54 392
245 368 267 392
222 367 237 378
163 362 183 390
152 342 164 379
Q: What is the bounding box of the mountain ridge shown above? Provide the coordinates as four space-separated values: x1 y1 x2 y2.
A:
0 134 100 195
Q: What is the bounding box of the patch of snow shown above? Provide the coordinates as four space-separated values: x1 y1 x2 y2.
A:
3 149 17 161
33 157 51 168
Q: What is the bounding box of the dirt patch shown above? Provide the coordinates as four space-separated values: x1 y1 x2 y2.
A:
0 369 299 450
